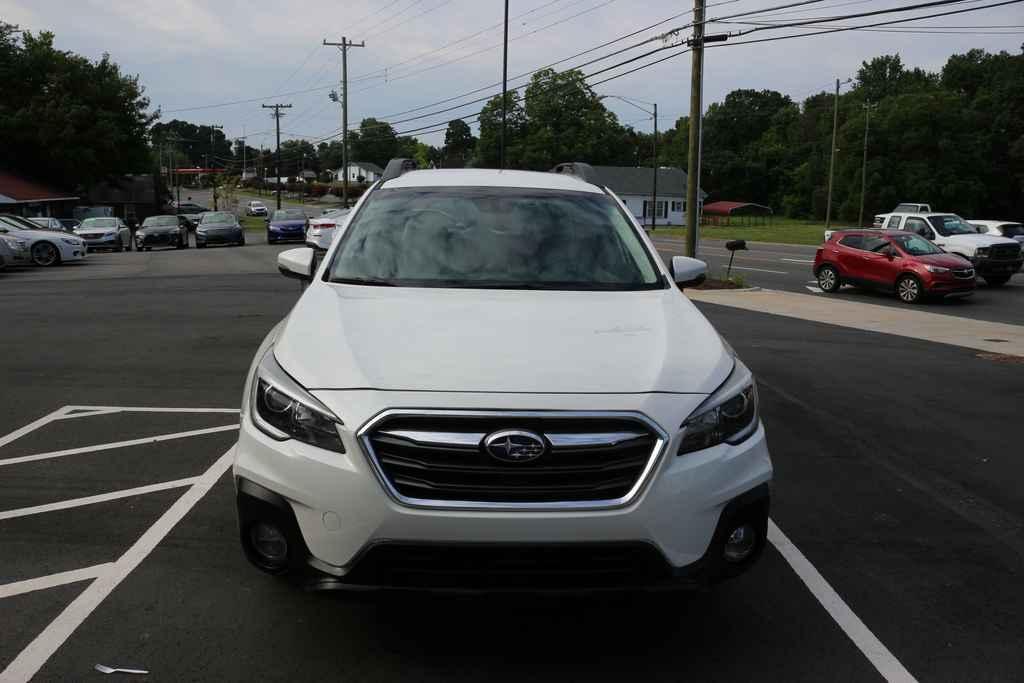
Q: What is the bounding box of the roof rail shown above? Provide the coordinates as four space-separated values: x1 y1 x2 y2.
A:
381 158 418 183
550 162 600 186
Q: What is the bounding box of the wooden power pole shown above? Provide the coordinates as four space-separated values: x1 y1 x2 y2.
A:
324 37 365 208
262 103 292 210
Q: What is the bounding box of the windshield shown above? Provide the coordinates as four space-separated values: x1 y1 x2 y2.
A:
329 187 662 290
201 212 235 225
891 233 944 256
143 216 178 227
927 214 976 236
82 218 117 228
272 209 306 221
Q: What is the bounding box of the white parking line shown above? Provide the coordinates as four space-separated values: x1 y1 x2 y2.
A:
0 564 114 600
63 405 240 414
1 447 235 683
769 520 918 682
0 477 200 521
781 258 815 264
0 424 239 467
731 266 789 275
0 407 70 450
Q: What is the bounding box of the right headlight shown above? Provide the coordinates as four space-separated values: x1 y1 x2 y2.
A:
251 349 345 453
678 358 759 455
975 247 989 258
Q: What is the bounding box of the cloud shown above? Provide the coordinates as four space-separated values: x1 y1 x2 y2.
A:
8 0 1023 148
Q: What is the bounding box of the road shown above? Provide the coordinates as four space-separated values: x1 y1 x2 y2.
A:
2 239 1021 681
650 234 1024 326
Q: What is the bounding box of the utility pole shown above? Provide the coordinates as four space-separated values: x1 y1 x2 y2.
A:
685 0 706 258
823 78 847 229
324 37 366 208
652 102 658 230
858 102 878 227
500 0 509 170
262 104 292 210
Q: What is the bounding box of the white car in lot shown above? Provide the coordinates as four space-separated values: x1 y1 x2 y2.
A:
75 217 132 252
876 212 1022 286
246 200 268 217
970 220 1024 246
0 215 87 266
233 160 773 591
305 208 350 250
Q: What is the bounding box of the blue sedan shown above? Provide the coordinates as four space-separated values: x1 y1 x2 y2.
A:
267 208 309 244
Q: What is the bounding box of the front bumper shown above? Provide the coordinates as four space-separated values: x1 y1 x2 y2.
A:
137 232 180 248
268 228 306 242
233 392 774 591
196 229 243 245
972 257 1023 276
81 236 120 250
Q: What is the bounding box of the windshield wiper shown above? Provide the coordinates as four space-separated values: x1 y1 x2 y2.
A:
331 277 397 287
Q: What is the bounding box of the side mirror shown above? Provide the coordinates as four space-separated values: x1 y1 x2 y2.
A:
670 255 707 288
278 247 315 282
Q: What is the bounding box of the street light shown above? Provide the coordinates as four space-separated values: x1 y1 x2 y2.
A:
600 95 659 230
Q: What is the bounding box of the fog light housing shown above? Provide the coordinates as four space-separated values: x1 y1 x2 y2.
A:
723 524 757 563
249 522 289 568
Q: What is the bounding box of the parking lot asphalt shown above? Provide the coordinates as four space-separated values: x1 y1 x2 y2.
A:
1 240 1022 681
651 235 1024 326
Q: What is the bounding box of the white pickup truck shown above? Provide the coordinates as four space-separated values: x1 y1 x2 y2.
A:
873 203 932 228
875 212 1022 286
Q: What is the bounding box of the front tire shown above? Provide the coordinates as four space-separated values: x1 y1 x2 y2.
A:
238 235 246 246
817 265 840 293
984 275 1011 287
896 274 924 304
31 242 61 267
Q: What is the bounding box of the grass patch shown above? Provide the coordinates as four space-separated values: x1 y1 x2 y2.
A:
654 220 838 246
240 216 267 232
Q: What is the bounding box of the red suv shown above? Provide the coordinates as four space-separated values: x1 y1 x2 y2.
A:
813 230 976 303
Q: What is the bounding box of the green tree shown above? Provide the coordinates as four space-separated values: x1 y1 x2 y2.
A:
0 25 155 190
351 118 398 168
476 92 527 168
443 119 476 167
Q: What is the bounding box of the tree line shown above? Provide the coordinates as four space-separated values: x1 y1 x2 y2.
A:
3 22 1020 220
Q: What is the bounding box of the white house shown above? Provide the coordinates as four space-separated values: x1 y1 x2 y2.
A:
333 162 384 183
591 165 706 227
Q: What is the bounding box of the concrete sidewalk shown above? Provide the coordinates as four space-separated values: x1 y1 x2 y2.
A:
688 289 1024 357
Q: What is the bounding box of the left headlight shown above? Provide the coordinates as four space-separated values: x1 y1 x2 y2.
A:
251 349 345 453
975 247 989 258
925 265 950 273
678 358 759 456
61 238 81 246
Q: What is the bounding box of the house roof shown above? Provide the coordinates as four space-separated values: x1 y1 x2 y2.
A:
88 175 157 204
590 165 704 199
0 170 78 204
703 201 773 216
350 161 384 174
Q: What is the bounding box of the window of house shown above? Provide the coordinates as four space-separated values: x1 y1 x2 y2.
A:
671 201 683 212
642 201 667 219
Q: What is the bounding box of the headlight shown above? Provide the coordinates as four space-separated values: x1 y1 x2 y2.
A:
61 238 81 246
678 358 759 455
251 350 345 453
975 247 989 258
925 265 950 273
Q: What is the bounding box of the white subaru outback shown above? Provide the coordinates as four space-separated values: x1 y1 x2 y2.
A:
233 160 773 591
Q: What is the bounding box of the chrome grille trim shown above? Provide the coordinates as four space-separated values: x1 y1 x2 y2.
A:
358 410 668 511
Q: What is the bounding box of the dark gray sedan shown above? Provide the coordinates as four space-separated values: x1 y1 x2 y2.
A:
136 215 189 250
195 212 245 248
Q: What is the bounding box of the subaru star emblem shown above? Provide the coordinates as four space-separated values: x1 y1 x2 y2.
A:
484 430 546 463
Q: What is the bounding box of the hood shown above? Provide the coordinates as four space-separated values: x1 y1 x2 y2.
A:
942 233 1016 247
915 253 972 268
139 226 178 234
274 284 733 394
76 226 117 235
10 228 66 241
198 222 237 230
270 219 307 229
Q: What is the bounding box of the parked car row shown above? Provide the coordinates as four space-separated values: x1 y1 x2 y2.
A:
814 227 1021 304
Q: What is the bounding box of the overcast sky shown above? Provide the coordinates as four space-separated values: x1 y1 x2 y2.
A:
5 0 1022 150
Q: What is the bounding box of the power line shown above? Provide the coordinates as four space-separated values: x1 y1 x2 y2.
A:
713 0 1024 43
